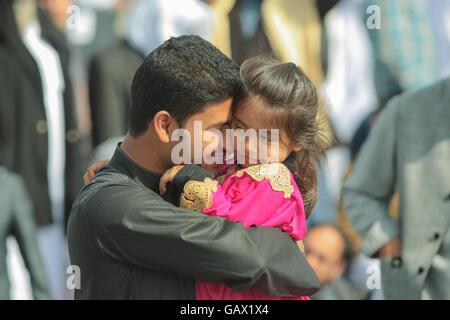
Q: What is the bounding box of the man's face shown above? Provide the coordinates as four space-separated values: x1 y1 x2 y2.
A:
303 226 347 286
179 98 233 175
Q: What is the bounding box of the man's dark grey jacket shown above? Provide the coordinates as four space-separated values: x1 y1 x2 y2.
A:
68 146 320 299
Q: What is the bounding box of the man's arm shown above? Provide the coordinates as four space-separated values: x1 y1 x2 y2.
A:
341 97 401 258
93 183 319 297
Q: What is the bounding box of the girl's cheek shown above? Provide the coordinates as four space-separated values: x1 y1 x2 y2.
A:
258 142 271 164
248 140 260 162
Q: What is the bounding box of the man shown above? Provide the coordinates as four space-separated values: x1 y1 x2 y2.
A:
303 224 365 300
68 35 320 299
342 78 450 299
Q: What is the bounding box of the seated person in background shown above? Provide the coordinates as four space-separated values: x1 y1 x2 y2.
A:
304 224 367 300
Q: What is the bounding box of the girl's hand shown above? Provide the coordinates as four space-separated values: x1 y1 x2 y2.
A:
159 165 185 195
84 160 109 185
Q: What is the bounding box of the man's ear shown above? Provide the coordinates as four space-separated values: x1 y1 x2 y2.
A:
152 111 179 144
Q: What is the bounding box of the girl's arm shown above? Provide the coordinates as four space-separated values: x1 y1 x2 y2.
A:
175 163 307 242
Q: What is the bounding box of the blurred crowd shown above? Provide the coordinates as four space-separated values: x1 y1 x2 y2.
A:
0 0 449 300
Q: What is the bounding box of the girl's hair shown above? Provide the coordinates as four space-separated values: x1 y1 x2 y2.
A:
237 56 329 218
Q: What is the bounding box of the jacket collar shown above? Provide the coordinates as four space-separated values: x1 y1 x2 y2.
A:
108 143 162 193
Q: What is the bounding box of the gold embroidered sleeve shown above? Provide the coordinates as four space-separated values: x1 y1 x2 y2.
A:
180 178 218 213
235 163 294 198
216 174 227 184
298 240 305 255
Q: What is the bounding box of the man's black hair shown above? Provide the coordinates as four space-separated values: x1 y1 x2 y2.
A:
129 35 241 137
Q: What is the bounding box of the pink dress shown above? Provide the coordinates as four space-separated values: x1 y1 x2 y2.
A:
179 162 309 300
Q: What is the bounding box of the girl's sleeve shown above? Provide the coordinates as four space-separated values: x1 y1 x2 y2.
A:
179 163 307 241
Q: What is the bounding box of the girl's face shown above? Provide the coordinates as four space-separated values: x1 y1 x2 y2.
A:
227 97 300 168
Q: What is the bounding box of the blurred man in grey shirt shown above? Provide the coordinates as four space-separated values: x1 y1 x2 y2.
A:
342 78 450 299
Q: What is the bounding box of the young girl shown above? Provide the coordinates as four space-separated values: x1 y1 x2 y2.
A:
161 56 328 300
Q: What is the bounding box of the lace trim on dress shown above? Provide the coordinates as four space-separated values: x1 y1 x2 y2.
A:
234 163 294 199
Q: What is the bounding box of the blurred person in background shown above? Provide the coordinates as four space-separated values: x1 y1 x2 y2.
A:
318 0 450 298
67 0 121 63
64 0 126 147
304 224 367 300
0 0 83 299
228 0 273 65
87 0 142 148
319 0 377 230
261 0 339 227
342 77 450 299
323 0 378 146
366 0 450 105
315 0 341 74
0 167 51 300
312 0 377 230
206 0 235 58
261 0 324 85
337 109 390 300
124 0 213 57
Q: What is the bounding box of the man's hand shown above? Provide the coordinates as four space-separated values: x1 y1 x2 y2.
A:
83 160 109 185
199 163 221 177
159 165 185 195
378 236 402 258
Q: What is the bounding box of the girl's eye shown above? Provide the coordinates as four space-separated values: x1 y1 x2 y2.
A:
260 135 271 142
